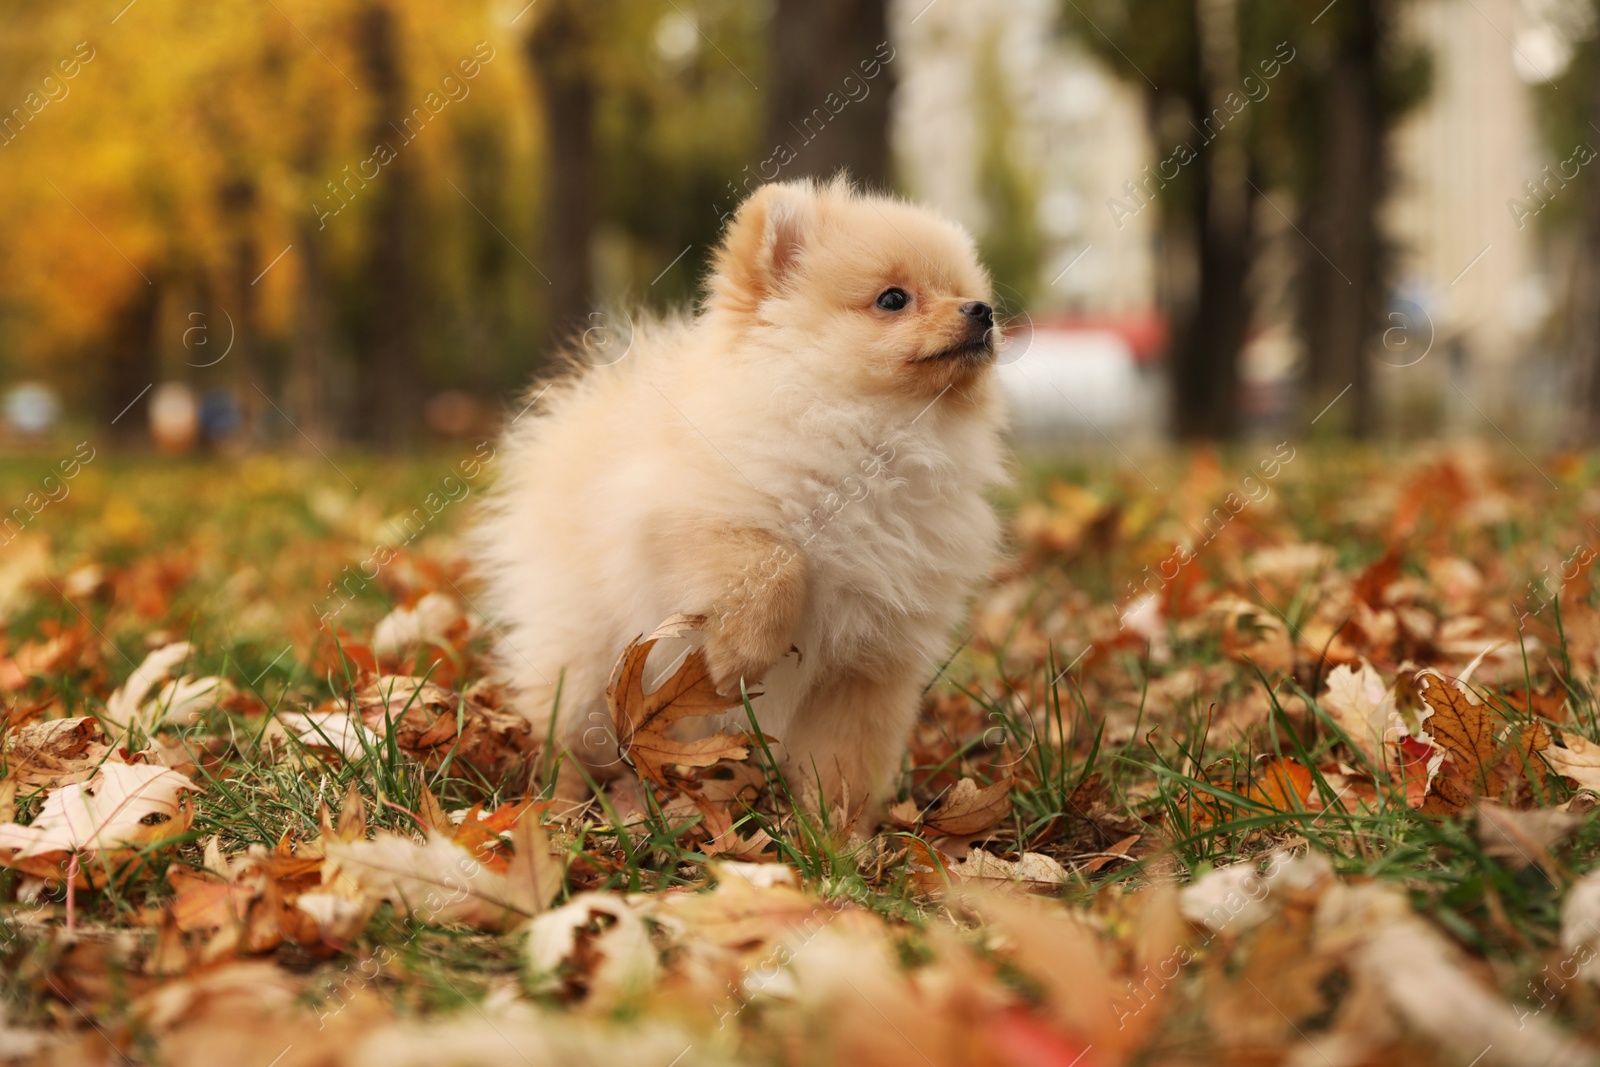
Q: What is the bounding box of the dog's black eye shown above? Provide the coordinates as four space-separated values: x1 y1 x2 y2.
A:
875 287 909 312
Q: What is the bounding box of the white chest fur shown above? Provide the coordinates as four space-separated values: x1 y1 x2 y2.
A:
758 412 1003 673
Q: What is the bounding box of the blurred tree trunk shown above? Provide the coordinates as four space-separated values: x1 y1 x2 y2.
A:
1171 0 1254 440
1576 61 1600 441
287 126 337 444
286 216 336 444
765 0 894 189
353 0 424 446
217 177 263 443
103 282 160 444
1299 0 1388 438
1172 159 1256 439
525 0 598 353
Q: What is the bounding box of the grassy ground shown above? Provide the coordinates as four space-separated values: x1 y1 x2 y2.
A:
3 440 1600 1066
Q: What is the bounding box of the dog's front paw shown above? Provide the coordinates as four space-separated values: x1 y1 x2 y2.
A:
703 616 785 696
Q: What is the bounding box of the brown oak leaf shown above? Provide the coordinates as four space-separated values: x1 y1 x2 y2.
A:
1417 673 1501 811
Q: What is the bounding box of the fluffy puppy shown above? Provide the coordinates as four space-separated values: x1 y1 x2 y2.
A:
471 177 1007 811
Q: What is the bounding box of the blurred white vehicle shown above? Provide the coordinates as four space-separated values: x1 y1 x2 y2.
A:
996 326 1161 443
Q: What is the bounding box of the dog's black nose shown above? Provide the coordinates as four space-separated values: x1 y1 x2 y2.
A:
960 301 994 329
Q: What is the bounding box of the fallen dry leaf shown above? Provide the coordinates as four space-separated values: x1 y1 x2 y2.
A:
1185 756 1318 827
526 892 661 1007
940 846 1070 890
1345 885 1599 1067
0 760 196 883
1246 756 1317 812
920 776 1014 836
1417 673 1500 812
166 833 340 956
372 592 468 656
1321 660 1402 767
1503 720 1554 779
1179 860 1276 935
277 709 381 759
607 616 752 786
3 715 110 788
344 675 538 781
1075 832 1141 874
351 1013 720 1067
322 812 561 931
134 959 391 1067
102 641 221 733
1476 801 1579 876
1561 868 1600 986
1545 730 1600 793
970 889 1168 1064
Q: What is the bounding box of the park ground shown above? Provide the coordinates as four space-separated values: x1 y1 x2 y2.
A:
2 441 1600 1066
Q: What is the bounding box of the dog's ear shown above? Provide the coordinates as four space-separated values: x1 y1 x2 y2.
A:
709 182 818 315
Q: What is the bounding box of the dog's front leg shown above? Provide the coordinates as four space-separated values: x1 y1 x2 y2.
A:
647 519 807 695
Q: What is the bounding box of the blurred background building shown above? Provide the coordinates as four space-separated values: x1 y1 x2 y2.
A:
1 0 1597 449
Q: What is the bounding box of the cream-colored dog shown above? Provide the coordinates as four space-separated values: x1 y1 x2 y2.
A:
471 177 1006 811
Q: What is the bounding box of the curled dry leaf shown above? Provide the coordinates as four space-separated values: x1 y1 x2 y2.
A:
526 892 661 1007
3 716 109 788
371 592 467 656
607 617 753 786
1320 660 1402 767
102 641 221 733
167 835 339 956
0 760 196 883
913 842 1070 891
347 676 538 780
